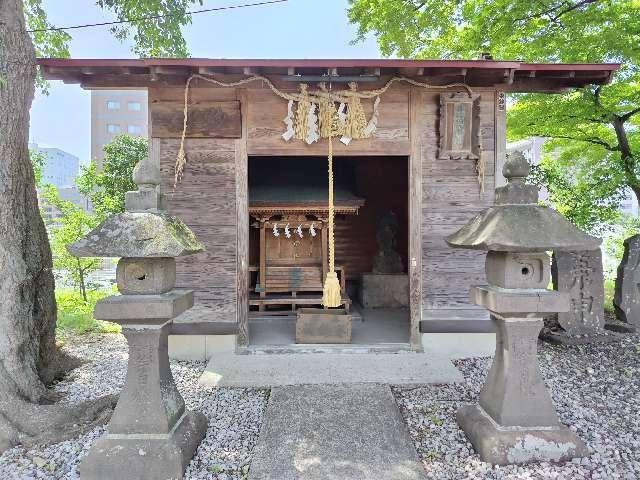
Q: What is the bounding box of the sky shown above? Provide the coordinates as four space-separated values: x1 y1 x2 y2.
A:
29 0 380 164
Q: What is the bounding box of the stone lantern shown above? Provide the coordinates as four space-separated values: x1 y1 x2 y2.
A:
68 156 207 479
446 152 600 465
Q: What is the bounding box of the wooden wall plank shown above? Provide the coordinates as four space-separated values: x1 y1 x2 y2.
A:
151 100 241 138
421 90 496 322
159 137 237 316
245 86 411 156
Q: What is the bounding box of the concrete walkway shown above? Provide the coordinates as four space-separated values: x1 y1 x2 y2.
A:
249 384 427 480
199 352 463 387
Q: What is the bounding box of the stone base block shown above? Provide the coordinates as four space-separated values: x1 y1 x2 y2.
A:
80 411 207 480
604 321 636 334
360 273 409 308
457 404 587 465
295 308 352 344
540 328 624 345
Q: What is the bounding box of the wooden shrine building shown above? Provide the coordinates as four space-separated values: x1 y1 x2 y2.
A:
40 58 619 355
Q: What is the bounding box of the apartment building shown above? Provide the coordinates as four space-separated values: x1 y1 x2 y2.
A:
90 90 148 168
30 143 79 189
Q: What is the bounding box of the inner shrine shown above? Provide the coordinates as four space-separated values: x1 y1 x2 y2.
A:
247 155 410 346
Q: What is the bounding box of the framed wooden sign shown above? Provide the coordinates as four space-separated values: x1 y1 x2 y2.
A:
438 92 480 160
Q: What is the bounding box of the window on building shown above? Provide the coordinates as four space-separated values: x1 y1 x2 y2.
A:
128 125 142 135
128 101 142 111
107 124 121 134
106 101 120 110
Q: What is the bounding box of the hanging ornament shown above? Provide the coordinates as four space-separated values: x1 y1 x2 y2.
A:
296 225 304 238
306 103 320 144
284 223 291 238
176 73 474 184
309 222 317 237
272 223 279 237
362 96 380 138
282 99 295 141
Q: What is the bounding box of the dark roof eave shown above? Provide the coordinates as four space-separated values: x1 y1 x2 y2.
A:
36 58 621 92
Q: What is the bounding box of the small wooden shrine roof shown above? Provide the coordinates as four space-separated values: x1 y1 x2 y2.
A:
38 58 620 92
249 186 365 216
248 157 364 217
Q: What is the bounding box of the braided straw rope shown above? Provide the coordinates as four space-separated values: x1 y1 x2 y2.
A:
322 126 341 307
174 73 473 184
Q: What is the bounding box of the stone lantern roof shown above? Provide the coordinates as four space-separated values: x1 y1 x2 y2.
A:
67 156 203 258
446 152 600 252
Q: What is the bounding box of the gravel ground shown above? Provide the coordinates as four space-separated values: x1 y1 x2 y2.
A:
1 332 638 479
0 333 269 480
394 333 640 479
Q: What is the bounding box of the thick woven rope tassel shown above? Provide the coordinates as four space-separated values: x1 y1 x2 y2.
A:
294 84 311 140
343 82 367 140
318 97 336 138
322 135 342 308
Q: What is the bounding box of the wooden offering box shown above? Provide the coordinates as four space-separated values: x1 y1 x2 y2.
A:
295 308 352 344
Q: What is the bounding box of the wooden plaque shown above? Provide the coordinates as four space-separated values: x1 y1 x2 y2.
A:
438 92 480 160
151 100 242 138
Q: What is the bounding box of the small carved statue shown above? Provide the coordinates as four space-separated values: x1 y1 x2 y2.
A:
372 211 404 274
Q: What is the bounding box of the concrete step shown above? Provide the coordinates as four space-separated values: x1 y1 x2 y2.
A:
199 351 463 387
249 384 427 480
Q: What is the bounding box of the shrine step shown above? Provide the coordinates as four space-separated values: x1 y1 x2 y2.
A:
199 352 463 387
249 384 427 480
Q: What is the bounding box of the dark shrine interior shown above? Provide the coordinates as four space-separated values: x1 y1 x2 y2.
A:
248 155 409 285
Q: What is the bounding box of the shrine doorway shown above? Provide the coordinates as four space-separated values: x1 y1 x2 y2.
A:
247 155 410 351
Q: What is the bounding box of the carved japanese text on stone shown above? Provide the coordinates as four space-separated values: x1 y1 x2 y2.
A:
552 249 605 335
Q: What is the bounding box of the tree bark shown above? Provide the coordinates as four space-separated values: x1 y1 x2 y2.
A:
611 115 640 207
0 0 115 453
77 258 87 302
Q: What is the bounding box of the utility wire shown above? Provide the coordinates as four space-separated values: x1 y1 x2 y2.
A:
27 0 288 33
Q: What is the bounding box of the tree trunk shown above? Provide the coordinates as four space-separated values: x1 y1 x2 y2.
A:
77 259 87 302
0 0 115 453
611 116 640 207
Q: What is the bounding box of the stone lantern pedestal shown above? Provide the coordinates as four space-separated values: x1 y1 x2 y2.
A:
68 157 207 479
447 153 599 465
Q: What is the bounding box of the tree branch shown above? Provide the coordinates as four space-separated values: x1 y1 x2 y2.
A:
529 132 619 151
620 106 640 122
513 0 601 25
550 0 600 22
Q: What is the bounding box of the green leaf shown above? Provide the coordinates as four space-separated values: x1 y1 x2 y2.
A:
348 0 640 234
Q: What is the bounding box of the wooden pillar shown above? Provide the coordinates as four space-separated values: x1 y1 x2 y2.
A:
259 222 266 298
494 90 507 187
408 87 423 351
236 88 249 349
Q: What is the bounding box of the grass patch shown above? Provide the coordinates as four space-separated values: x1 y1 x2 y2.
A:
56 288 120 335
604 277 615 315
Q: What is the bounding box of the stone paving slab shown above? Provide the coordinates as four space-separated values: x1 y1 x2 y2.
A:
199 352 463 387
249 384 428 480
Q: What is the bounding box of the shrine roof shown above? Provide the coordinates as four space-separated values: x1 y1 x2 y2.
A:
37 58 620 92
249 185 364 208
248 157 365 215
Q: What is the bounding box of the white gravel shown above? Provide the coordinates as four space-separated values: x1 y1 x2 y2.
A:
0 333 269 480
394 333 640 479
2 332 638 479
